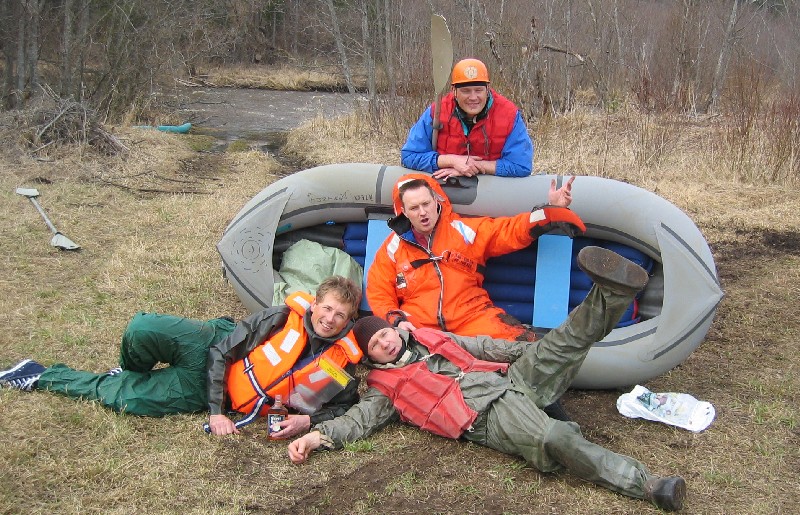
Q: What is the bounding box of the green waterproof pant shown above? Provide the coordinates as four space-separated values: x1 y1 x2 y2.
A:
463 285 650 499
38 312 236 416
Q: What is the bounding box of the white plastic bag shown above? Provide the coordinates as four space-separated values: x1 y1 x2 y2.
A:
616 385 715 433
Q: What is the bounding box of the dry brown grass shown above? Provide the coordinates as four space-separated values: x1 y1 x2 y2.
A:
208 64 357 92
283 112 403 168
1 98 799 514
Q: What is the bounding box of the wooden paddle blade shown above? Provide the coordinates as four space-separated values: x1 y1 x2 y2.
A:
431 14 453 95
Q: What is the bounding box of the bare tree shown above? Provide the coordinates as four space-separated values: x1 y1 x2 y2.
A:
16 3 27 99
670 0 694 106
0 0 797 122
61 0 74 98
0 1 18 107
583 0 618 109
24 0 45 95
74 0 89 100
383 0 396 98
361 0 376 102
324 0 355 94
707 0 741 113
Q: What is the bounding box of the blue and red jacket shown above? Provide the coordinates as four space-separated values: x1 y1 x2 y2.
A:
400 89 534 177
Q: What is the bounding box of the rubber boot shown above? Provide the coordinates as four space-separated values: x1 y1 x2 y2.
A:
577 246 649 296
644 475 687 511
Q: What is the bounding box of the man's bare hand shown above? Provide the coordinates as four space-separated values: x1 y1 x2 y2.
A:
434 154 484 179
208 414 240 436
548 176 575 207
270 414 311 439
397 320 417 332
288 431 321 464
432 167 465 179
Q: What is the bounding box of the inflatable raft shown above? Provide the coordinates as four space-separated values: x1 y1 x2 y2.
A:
217 164 723 389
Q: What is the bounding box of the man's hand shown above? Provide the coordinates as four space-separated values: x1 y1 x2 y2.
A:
270 414 311 439
208 414 240 436
432 167 464 179
288 431 322 464
434 154 484 179
548 176 575 207
397 320 417 332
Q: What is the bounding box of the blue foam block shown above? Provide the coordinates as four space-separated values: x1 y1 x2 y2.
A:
532 234 573 328
361 219 393 311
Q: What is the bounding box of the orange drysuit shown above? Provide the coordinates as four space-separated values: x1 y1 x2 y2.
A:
366 173 585 340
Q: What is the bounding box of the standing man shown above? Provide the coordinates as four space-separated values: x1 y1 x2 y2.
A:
0 276 363 438
288 247 687 512
401 58 534 179
366 172 578 342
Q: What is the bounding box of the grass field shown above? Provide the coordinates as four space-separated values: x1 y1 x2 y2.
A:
1 95 799 514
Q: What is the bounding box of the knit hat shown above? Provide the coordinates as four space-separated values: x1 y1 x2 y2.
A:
353 316 391 355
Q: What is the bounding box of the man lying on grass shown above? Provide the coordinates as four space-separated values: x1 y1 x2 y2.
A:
288 247 687 512
0 276 363 438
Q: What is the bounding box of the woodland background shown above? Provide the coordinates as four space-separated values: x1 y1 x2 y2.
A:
4 0 800 121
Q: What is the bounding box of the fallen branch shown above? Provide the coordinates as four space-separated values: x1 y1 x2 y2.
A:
31 140 56 154
541 44 586 63
91 125 130 154
94 176 213 195
176 76 218 88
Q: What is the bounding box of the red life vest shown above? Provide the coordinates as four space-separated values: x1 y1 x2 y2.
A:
226 291 362 416
366 328 508 439
434 90 519 160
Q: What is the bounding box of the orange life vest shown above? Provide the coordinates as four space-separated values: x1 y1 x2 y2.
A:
366 328 508 439
226 291 362 416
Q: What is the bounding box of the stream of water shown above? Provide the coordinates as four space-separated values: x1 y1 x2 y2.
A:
176 87 357 157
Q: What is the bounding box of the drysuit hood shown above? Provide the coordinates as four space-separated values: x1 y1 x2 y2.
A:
388 173 453 235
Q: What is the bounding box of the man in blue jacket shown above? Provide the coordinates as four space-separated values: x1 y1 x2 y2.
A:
401 58 533 179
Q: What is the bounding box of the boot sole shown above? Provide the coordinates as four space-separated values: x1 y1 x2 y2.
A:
577 246 649 295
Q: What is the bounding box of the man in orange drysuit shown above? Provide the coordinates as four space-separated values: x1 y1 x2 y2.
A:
366 173 579 342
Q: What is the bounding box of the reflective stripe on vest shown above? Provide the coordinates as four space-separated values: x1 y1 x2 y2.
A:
226 291 362 416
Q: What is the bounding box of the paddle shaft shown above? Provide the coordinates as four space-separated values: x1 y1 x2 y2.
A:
26 196 60 235
431 92 443 149
17 188 80 249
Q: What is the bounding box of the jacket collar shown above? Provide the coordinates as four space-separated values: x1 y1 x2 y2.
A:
364 331 424 369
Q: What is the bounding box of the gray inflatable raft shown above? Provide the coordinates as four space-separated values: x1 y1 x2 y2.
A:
218 164 723 389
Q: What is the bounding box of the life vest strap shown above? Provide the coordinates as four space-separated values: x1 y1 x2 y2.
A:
201 395 270 434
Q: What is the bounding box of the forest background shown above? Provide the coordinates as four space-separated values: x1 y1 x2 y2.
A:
1 1 799 514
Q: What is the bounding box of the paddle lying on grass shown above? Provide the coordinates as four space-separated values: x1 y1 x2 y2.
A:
16 187 81 250
430 14 453 149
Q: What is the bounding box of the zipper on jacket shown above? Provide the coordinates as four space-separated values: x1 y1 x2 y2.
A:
400 230 449 332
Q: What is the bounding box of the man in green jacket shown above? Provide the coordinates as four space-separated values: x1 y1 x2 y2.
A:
287 247 687 511
1 276 363 438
